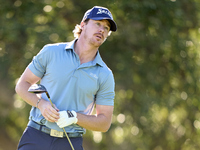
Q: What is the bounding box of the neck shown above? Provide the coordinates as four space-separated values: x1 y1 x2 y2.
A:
74 38 98 64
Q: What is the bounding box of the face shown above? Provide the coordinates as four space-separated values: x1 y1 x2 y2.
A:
81 19 111 47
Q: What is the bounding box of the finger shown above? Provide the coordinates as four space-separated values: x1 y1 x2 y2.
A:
46 113 58 122
49 106 60 116
53 104 59 112
47 117 55 122
44 108 59 122
44 114 54 122
49 111 60 122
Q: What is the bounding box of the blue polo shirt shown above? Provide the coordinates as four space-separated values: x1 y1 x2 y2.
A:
28 39 115 133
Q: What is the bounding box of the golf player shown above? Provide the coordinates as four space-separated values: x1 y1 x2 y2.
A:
15 6 117 150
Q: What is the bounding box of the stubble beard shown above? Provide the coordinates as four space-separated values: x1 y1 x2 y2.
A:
83 31 104 48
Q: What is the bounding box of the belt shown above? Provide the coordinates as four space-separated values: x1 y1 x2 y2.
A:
28 120 82 138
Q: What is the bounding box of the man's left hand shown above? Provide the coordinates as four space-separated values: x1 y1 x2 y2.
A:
56 110 78 128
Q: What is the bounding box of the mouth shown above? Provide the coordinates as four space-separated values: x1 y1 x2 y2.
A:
95 33 103 40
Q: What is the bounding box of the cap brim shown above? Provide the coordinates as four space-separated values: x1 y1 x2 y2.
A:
91 17 117 32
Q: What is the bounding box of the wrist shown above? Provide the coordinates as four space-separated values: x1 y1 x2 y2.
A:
71 111 78 124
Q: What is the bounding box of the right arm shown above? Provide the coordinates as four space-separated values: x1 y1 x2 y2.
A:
15 67 59 122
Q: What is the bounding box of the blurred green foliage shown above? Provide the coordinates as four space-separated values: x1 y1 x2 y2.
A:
1 0 200 150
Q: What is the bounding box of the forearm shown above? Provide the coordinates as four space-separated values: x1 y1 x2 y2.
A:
15 80 40 107
16 80 60 122
76 105 113 132
76 113 111 132
15 68 42 107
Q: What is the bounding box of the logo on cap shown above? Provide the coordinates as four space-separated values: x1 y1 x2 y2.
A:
97 8 113 19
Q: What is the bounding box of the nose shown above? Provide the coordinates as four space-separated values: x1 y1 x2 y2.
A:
99 26 105 33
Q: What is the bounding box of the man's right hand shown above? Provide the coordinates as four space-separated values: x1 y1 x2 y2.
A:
38 99 60 122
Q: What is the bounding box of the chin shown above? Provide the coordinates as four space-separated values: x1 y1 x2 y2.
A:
90 39 103 47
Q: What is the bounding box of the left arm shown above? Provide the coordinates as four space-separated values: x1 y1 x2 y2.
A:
56 72 115 131
76 72 115 132
76 104 114 132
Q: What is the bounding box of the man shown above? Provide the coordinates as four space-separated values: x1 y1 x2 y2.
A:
15 6 117 150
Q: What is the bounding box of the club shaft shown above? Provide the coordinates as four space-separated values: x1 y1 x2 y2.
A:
63 127 75 150
46 93 75 150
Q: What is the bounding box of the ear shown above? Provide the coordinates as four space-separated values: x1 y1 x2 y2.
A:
80 22 85 30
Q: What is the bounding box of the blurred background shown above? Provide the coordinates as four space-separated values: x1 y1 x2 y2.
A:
1 0 200 149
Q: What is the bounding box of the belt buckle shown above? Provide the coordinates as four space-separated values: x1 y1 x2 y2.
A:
50 129 63 137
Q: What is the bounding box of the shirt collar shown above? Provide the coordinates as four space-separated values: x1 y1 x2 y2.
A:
65 39 104 67
65 39 77 51
93 51 104 67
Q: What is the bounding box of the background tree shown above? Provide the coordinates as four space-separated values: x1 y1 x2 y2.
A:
0 0 200 150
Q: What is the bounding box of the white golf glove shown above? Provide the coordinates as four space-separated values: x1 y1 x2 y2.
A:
56 110 78 128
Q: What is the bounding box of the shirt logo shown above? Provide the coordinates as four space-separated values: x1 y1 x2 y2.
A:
97 8 113 19
90 73 98 79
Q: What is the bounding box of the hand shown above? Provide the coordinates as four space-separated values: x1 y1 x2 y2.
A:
39 99 60 122
56 110 78 128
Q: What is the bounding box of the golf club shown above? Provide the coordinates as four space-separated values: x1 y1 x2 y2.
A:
28 84 75 150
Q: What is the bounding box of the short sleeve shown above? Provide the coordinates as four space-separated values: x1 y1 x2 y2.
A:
28 45 49 78
96 72 115 106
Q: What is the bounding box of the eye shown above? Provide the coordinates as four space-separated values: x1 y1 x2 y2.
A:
104 26 109 31
96 22 101 26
